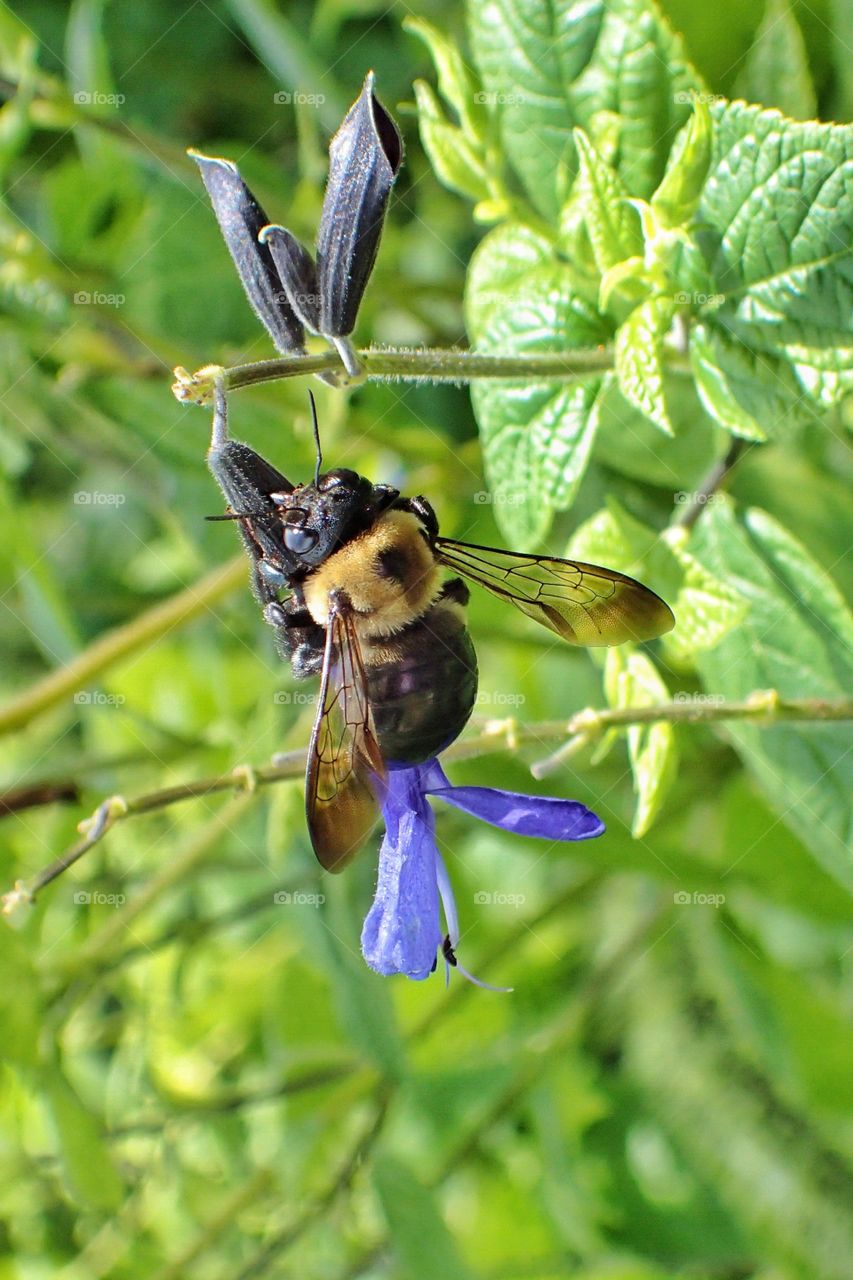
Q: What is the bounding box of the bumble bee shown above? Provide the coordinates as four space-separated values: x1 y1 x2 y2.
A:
206 387 674 871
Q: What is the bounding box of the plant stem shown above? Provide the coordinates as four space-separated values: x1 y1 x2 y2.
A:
173 346 620 401
0 555 247 737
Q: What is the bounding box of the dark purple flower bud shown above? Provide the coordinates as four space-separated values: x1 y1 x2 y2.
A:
315 70 403 338
258 225 321 332
190 151 305 355
261 70 402 370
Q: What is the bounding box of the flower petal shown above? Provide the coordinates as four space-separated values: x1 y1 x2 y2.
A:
427 784 605 841
361 767 442 980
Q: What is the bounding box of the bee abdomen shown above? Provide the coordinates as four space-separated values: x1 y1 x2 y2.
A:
366 607 478 765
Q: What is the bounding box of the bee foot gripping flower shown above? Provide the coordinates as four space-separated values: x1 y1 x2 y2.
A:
361 759 604 986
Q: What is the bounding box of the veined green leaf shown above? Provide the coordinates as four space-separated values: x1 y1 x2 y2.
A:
468 0 702 221
691 501 853 891
615 296 676 435
412 80 490 204
573 128 642 273
698 101 853 416
605 647 678 838
405 16 488 141
466 222 608 544
662 530 749 662
652 97 713 228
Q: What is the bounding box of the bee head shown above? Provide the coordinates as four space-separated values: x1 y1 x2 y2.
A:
271 468 399 567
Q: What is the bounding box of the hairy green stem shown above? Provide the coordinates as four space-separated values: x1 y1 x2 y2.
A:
172 346 620 402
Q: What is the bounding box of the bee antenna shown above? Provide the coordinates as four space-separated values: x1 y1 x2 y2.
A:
308 390 322 486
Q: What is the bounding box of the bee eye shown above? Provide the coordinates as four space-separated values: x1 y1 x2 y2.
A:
284 526 319 554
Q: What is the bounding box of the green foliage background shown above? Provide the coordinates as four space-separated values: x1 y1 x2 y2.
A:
1 1 852 1277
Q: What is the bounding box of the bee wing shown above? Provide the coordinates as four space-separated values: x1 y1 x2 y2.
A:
306 600 385 872
435 537 674 647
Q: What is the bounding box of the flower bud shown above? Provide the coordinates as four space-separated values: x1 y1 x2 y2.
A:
190 151 305 354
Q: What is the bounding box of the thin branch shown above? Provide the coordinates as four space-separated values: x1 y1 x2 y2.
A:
673 437 749 530
0 556 247 738
4 694 851 916
172 346 624 402
530 691 853 778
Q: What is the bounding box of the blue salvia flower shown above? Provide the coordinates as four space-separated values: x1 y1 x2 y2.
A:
361 759 604 987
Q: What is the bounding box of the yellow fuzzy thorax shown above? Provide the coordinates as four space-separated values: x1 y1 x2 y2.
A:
301 510 441 639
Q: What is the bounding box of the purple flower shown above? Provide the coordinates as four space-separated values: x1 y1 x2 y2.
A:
361 759 604 986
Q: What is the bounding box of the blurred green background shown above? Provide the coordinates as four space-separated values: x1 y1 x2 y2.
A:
1 1 852 1277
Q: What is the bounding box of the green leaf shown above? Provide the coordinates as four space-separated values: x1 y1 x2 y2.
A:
466 222 607 544
573 128 642 273
405 16 488 141
652 97 713 228
691 501 853 891
605 647 678 838
373 1156 476 1280
468 0 702 221
44 1073 125 1211
615 296 676 435
735 0 817 122
567 499 661 573
698 101 853 417
661 530 749 662
412 80 490 204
